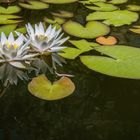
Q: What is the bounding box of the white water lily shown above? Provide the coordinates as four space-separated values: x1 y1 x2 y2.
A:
25 22 69 53
0 32 35 69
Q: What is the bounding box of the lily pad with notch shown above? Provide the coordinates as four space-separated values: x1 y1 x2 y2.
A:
80 45 140 79
28 75 75 100
63 20 110 39
19 1 49 10
85 2 118 12
0 6 21 14
86 10 139 27
59 39 100 59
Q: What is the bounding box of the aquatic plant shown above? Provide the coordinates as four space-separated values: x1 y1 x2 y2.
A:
0 32 34 85
26 22 69 54
0 21 75 100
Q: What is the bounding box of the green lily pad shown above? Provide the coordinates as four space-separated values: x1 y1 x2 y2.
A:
44 16 66 25
28 75 75 100
127 5 140 12
0 24 17 36
129 25 140 34
79 0 106 4
0 6 21 14
80 45 140 79
15 26 26 34
86 2 118 12
108 0 128 4
63 20 110 39
0 15 22 24
19 1 49 10
51 11 74 18
59 39 99 59
41 0 78 4
86 10 139 27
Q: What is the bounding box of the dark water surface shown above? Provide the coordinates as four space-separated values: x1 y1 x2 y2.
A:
1 0 140 140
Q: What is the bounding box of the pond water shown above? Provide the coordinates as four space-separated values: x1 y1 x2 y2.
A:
1 0 140 140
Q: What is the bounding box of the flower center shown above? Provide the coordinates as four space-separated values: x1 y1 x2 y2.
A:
5 42 18 49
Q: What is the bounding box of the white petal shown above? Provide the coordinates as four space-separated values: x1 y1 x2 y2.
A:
35 24 40 35
39 22 45 34
45 25 52 36
49 47 66 52
15 34 24 47
1 32 7 45
26 23 35 39
10 61 26 69
57 36 69 45
8 32 14 44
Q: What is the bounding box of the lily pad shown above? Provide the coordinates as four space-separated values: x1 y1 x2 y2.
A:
0 15 22 24
51 11 74 18
0 6 21 14
41 0 78 4
15 26 26 34
86 10 139 27
127 5 140 12
80 45 140 79
86 2 118 12
44 16 66 25
0 24 17 36
28 75 75 100
59 39 99 59
108 0 128 4
79 0 106 4
63 20 110 39
129 26 140 34
19 1 49 10
96 36 117 45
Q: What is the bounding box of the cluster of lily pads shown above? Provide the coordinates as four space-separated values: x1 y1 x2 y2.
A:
1 0 140 100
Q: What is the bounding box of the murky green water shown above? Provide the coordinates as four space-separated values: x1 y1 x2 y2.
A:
1 0 140 140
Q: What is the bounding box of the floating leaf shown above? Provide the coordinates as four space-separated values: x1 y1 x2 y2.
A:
127 5 140 12
129 25 140 34
51 11 74 18
108 0 128 4
80 45 140 79
86 10 139 27
0 24 17 36
79 0 106 4
96 36 117 45
19 1 49 10
0 6 21 14
15 26 26 34
41 0 78 4
0 15 22 24
63 20 110 39
44 16 66 25
86 2 118 12
59 39 99 59
28 75 75 100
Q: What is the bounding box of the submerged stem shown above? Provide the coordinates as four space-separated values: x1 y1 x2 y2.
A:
0 83 10 98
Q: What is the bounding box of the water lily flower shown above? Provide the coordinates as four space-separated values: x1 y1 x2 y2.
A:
0 32 35 85
25 22 69 73
25 22 69 53
0 32 35 68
